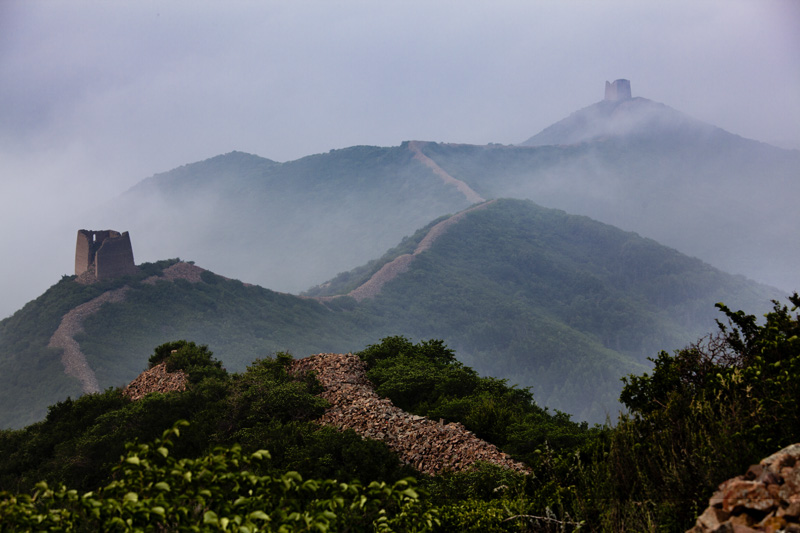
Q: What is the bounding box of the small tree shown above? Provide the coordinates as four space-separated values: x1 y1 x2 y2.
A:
599 293 800 528
148 340 227 383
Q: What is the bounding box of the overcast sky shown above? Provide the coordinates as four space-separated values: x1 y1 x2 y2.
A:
1 0 799 318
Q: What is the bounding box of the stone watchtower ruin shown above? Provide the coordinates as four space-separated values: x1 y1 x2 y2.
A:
605 79 632 101
75 229 137 280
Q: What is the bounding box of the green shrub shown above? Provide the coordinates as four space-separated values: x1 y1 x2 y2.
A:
0 421 440 532
148 340 227 383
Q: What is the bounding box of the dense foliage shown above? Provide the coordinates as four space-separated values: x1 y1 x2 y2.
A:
0 344 409 496
1 294 799 530
585 293 800 528
148 340 227 383
358 336 592 461
0 422 437 532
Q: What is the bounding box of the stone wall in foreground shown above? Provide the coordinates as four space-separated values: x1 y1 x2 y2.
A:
290 352 530 476
689 444 800 532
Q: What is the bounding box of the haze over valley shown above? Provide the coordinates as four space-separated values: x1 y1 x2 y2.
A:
0 1 798 424
3 5 800 529
1 1 799 319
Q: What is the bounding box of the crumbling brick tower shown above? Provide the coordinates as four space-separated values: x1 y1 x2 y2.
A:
75 229 137 280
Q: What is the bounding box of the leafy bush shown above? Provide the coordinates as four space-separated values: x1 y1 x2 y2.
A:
0 421 439 532
358 337 593 465
0 348 412 495
573 293 800 530
148 340 228 383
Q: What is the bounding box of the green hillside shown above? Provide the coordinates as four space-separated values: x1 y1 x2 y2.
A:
88 95 800 297
0 264 167 430
1 199 782 429
312 199 783 420
0 260 385 430
414 118 800 293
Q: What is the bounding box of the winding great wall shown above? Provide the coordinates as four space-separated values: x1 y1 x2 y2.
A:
50 260 210 394
290 352 530 475
406 141 485 205
45 227 800 520
53 218 530 476
342 199 497 302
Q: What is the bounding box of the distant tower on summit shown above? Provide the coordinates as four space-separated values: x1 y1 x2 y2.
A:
604 79 631 101
75 229 137 280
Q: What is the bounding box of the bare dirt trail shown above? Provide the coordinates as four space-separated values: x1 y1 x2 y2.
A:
407 141 485 204
346 200 497 302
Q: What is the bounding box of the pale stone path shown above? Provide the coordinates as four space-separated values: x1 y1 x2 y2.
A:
346 200 496 301
407 140 485 204
49 287 130 394
50 262 208 394
291 352 530 475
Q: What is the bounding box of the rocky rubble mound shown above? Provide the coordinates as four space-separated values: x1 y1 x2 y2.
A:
123 362 188 401
689 444 800 532
290 352 530 476
142 261 207 284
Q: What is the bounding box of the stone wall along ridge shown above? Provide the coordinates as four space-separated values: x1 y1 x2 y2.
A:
290 352 530 476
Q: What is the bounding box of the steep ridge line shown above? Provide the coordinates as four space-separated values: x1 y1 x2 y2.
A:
49 262 209 394
345 200 497 302
407 140 485 204
290 352 530 476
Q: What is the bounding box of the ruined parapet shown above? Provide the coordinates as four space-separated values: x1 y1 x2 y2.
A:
75 229 137 280
605 79 631 101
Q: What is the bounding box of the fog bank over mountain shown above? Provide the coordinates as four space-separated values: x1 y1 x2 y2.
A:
1 1 798 318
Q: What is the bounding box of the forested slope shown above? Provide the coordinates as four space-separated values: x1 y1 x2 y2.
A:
327 199 782 420
0 200 783 428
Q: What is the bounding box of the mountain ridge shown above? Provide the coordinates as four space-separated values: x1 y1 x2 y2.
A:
315 200 497 302
1 198 783 428
83 87 800 295
520 96 726 147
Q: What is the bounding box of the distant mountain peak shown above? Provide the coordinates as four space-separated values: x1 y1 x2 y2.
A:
519 79 721 147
